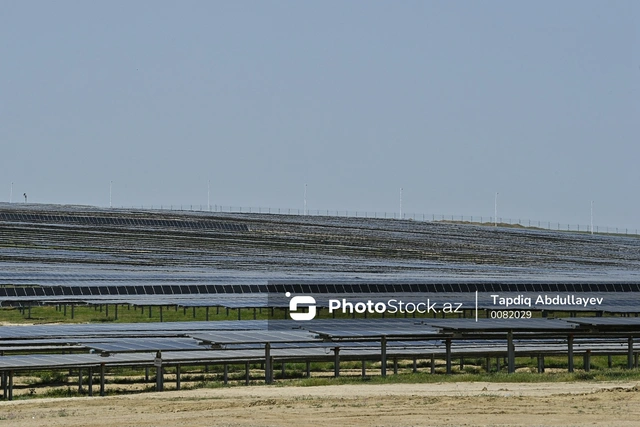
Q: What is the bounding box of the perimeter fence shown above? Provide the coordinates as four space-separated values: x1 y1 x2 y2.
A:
112 204 640 237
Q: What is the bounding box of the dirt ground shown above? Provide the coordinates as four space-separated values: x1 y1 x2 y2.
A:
1 382 640 426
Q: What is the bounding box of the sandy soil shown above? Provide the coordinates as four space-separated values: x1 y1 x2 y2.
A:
2 382 640 426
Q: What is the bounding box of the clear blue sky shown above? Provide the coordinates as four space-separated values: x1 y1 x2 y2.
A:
1 1 638 228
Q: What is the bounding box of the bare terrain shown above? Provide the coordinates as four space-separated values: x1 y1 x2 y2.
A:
2 382 640 427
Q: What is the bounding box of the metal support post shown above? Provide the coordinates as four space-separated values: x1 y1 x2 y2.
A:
507 331 515 373
584 350 591 372
100 363 106 396
88 367 93 396
265 343 272 384
8 371 13 401
176 365 181 390
568 334 574 373
381 336 387 377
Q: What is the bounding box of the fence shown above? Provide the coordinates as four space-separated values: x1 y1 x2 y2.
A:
112 204 639 237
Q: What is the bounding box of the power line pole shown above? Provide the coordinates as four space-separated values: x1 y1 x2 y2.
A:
208 180 210 212
303 183 307 215
9 182 12 204
590 200 594 235
400 187 403 219
109 181 112 208
494 192 499 227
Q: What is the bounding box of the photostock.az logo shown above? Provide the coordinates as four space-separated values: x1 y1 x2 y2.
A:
286 292 316 321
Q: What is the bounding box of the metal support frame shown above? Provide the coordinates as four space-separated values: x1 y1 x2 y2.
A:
445 339 452 374
334 347 340 377
628 336 634 369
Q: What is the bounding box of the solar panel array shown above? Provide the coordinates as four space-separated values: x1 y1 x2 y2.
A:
0 284 268 297
0 212 248 232
267 280 640 294
0 318 640 378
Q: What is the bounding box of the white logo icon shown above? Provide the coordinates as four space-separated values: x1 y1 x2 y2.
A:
286 292 316 321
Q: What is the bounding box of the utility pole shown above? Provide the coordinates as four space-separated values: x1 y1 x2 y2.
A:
9 182 12 203
304 183 307 215
400 188 403 219
494 192 499 227
208 180 210 212
109 181 112 208
590 200 594 235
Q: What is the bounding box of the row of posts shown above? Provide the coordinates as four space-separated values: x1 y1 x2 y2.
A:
24 304 262 322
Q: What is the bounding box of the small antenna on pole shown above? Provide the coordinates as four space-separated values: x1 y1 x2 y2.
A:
23 193 27 203
304 183 307 216
400 187 403 219
208 180 210 212
494 192 499 227
9 182 13 204
109 181 112 208
590 200 594 235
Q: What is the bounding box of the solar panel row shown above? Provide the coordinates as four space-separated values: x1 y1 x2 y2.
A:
267 282 640 294
0 212 248 232
0 284 267 297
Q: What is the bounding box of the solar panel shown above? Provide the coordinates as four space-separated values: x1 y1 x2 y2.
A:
423 318 578 332
192 330 319 345
84 338 206 353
